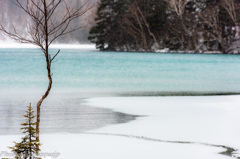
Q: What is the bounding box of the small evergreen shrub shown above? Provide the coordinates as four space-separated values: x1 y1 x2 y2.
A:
8 103 41 159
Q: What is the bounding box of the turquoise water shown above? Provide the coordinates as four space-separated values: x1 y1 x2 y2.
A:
1 47 240 134
1 48 240 96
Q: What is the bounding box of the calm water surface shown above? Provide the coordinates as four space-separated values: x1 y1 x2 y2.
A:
1 47 240 134
1 48 240 94
0 94 136 135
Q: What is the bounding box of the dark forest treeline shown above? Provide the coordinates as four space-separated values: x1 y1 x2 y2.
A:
88 0 240 53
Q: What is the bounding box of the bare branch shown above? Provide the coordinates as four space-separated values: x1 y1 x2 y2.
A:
50 49 60 62
164 0 189 17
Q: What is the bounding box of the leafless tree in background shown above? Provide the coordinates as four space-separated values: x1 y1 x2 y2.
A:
164 0 189 50
0 0 94 143
199 6 223 51
119 0 159 51
128 3 149 51
119 16 140 51
221 0 238 37
134 1 159 49
164 0 188 18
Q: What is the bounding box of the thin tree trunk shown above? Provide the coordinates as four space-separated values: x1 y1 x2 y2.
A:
36 0 50 143
130 4 149 51
36 61 52 141
134 36 139 51
136 3 159 49
29 103 32 159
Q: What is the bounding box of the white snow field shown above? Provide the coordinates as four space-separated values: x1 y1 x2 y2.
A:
1 95 240 159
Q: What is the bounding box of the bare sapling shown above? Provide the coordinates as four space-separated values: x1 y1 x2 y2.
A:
0 0 94 143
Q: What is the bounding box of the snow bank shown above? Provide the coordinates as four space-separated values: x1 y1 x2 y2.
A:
84 96 240 157
1 96 240 159
0 42 95 50
0 134 229 159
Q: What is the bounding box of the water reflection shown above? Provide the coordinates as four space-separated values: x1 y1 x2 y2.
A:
0 95 137 135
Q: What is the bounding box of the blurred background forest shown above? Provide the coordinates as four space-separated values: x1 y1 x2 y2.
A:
0 0 97 44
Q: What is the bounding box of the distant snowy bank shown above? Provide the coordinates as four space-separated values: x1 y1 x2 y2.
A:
155 48 238 54
0 42 239 54
0 42 96 50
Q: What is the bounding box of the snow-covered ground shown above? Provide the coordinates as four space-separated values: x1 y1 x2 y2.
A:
1 96 240 159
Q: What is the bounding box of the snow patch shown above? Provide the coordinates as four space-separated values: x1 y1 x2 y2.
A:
0 41 96 50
